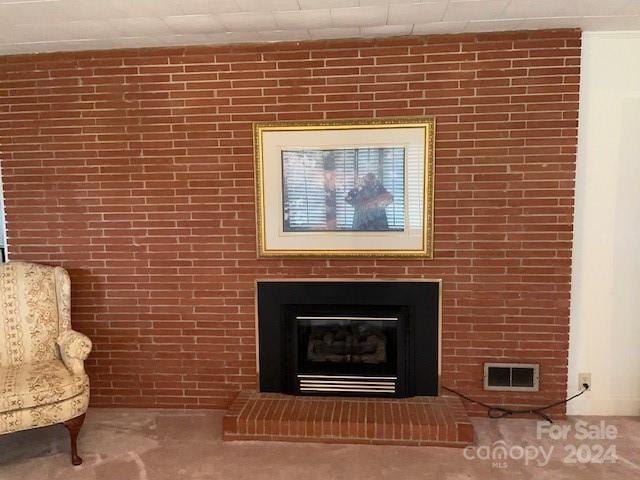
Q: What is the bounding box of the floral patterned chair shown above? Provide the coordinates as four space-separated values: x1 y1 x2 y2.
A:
0 261 91 465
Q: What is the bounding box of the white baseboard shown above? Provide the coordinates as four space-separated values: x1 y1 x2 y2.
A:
567 393 640 416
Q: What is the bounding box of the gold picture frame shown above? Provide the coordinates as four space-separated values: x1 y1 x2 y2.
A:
254 117 435 258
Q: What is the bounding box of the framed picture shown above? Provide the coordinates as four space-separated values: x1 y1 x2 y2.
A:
254 117 435 258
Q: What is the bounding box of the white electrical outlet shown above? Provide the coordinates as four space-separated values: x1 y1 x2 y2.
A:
578 373 591 390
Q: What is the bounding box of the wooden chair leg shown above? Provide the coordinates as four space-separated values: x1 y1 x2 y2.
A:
62 413 86 466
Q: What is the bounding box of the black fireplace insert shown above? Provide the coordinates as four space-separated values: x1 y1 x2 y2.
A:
257 281 439 398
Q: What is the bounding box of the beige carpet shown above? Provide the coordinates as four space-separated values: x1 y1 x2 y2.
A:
0 408 638 479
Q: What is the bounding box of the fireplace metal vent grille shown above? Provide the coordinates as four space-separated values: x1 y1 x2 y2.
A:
298 374 397 394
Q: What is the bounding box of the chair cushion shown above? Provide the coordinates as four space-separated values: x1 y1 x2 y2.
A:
0 360 87 414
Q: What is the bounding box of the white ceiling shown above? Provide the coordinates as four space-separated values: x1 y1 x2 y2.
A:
1 0 639 55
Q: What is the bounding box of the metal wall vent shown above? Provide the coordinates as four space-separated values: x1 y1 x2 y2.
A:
483 363 539 392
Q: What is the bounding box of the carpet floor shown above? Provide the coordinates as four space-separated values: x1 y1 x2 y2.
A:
0 409 638 479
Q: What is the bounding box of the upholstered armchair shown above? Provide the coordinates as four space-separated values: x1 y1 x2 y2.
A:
0 261 91 465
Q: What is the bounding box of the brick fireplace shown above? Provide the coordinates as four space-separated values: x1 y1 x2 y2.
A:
222 280 476 447
0 28 579 417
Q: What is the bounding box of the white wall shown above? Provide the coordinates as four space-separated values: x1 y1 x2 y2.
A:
568 32 640 415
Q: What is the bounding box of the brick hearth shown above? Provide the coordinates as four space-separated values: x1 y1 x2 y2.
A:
222 392 474 447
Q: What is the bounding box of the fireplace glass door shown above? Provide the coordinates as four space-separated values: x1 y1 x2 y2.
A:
293 311 403 395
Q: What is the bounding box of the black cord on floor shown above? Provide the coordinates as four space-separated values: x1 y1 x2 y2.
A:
442 384 589 423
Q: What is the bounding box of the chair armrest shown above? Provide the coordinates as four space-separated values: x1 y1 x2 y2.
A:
57 330 92 376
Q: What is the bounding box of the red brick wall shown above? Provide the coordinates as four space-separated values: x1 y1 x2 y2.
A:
0 29 580 414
